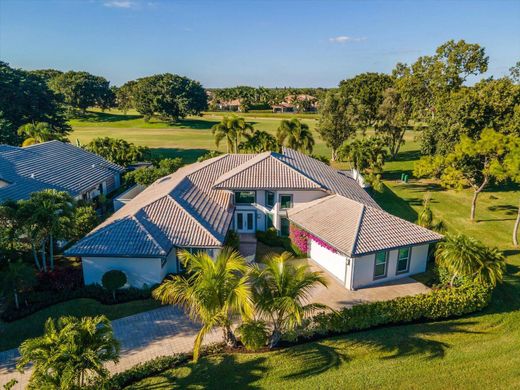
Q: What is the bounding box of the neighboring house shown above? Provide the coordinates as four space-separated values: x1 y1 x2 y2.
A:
0 140 125 203
216 99 243 112
66 148 442 290
272 94 319 113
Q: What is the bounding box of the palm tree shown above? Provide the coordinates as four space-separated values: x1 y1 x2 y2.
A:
211 116 254 153
17 122 57 146
17 315 120 388
0 260 36 309
250 252 328 348
276 118 315 154
153 248 253 361
436 234 505 287
240 130 279 153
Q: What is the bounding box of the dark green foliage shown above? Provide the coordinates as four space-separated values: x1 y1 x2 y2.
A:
239 130 279 153
102 270 127 301
197 150 223 162
132 73 207 122
310 154 330 165
124 157 183 186
291 284 491 341
0 62 70 145
237 320 269 351
70 206 99 241
224 230 240 250
85 137 150 166
256 228 294 253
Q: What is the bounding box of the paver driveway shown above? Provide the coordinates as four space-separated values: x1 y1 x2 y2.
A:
0 306 221 389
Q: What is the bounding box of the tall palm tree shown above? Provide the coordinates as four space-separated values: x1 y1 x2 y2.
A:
0 260 36 309
276 118 315 154
17 122 57 146
240 130 279 153
211 116 254 153
436 234 505 287
17 315 120 388
153 248 253 361
250 252 328 348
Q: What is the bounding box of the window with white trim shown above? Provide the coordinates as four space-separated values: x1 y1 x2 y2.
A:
374 251 388 279
396 247 411 274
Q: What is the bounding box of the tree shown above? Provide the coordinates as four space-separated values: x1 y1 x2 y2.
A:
510 61 520 84
239 130 279 153
436 234 505 287
250 252 327 348
0 62 70 145
71 205 99 241
375 87 413 158
115 81 136 113
0 260 36 310
124 157 183 186
276 118 315 154
212 116 254 153
49 71 113 114
152 248 253 361
85 137 150 166
339 72 394 130
132 73 207 122
17 315 120 388
17 122 65 146
28 69 63 83
317 91 356 160
338 136 388 191
414 129 511 221
102 270 127 301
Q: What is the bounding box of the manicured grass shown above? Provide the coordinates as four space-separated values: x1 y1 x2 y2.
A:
0 299 161 351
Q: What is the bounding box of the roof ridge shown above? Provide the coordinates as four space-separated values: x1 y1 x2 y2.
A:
270 153 325 189
167 194 223 245
349 203 366 255
131 215 168 255
212 152 272 186
185 153 230 180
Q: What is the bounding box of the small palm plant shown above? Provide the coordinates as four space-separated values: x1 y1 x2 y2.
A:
153 248 253 361
436 234 505 287
250 252 328 348
17 315 120 388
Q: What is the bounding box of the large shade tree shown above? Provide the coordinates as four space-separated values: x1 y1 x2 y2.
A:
276 118 315 154
17 315 120 388
153 248 253 361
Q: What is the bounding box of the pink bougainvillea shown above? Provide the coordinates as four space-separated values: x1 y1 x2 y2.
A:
289 224 338 254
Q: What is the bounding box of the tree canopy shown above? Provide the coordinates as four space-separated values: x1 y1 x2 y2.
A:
84 137 150 166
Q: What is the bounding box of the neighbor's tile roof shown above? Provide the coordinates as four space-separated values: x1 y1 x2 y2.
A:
213 152 323 190
289 194 443 256
0 141 125 202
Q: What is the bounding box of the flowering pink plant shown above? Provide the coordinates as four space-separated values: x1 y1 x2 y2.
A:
290 224 338 254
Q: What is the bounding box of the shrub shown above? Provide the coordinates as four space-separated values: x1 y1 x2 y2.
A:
102 270 127 301
35 267 83 292
237 320 269 351
256 228 294 253
224 230 240 250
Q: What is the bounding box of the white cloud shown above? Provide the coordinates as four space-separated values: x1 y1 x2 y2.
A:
104 1 136 9
329 36 366 44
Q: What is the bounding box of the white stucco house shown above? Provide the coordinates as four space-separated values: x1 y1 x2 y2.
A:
66 148 442 290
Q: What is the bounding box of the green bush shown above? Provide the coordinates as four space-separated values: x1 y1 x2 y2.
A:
102 270 127 301
309 284 491 337
237 320 269 351
224 230 240 250
256 228 294 252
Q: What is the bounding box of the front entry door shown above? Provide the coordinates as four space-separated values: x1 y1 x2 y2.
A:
236 211 255 233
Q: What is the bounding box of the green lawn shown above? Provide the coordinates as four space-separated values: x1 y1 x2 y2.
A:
70 110 520 388
0 299 160 351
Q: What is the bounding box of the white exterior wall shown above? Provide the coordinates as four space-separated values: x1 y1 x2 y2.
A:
82 256 165 288
351 244 430 290
309 239 348 284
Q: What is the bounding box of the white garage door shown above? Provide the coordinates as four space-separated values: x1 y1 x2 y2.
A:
309 239 347 284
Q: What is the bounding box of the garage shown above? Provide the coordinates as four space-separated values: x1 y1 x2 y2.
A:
309 239 349 287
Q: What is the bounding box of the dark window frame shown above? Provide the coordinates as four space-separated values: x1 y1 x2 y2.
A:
279 194 293 209
373 251 388 280
266 191 275 208
234 190 256 204
396 247 412 274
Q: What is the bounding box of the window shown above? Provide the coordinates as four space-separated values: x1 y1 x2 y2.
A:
279 194 293 209
234 191 256 204
280 217 290 236
266 191 275 208
396 247 411 274
374 251 388 279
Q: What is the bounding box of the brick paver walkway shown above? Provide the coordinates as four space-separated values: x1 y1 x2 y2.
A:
0 306 221 389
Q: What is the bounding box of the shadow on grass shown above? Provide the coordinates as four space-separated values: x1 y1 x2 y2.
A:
172 118 220 130
150 148 211 164
372 183 418 222
487 204 518 216
77 111 142 122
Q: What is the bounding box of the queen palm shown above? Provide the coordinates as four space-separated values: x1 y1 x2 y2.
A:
17 122 57 146
240 130 279 153
250 252 328 348
17 315 120 388
153 248 253 361
276 118 315 154
211 116 254 153
436 234 505 287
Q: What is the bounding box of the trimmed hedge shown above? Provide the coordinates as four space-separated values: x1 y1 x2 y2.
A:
1 284 154 322
286 284 492 341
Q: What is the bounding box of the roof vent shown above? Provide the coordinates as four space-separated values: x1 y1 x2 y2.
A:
30 173 35 179
92 164 96 168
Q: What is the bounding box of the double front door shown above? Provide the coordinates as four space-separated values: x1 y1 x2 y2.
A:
236 211 255 233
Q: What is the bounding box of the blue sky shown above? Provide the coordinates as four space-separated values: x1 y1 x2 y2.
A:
1 0 519 87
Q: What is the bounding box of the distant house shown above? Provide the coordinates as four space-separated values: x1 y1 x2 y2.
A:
217 99 243 112
0 140 125 203
272 102 295 113
272 94 318 113
67 148 441 290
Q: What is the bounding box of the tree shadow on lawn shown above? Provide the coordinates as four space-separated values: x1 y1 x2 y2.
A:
372 183 418 222
280 320 480 381
171 118 220 130
78 110 142 122
150 148 211 164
